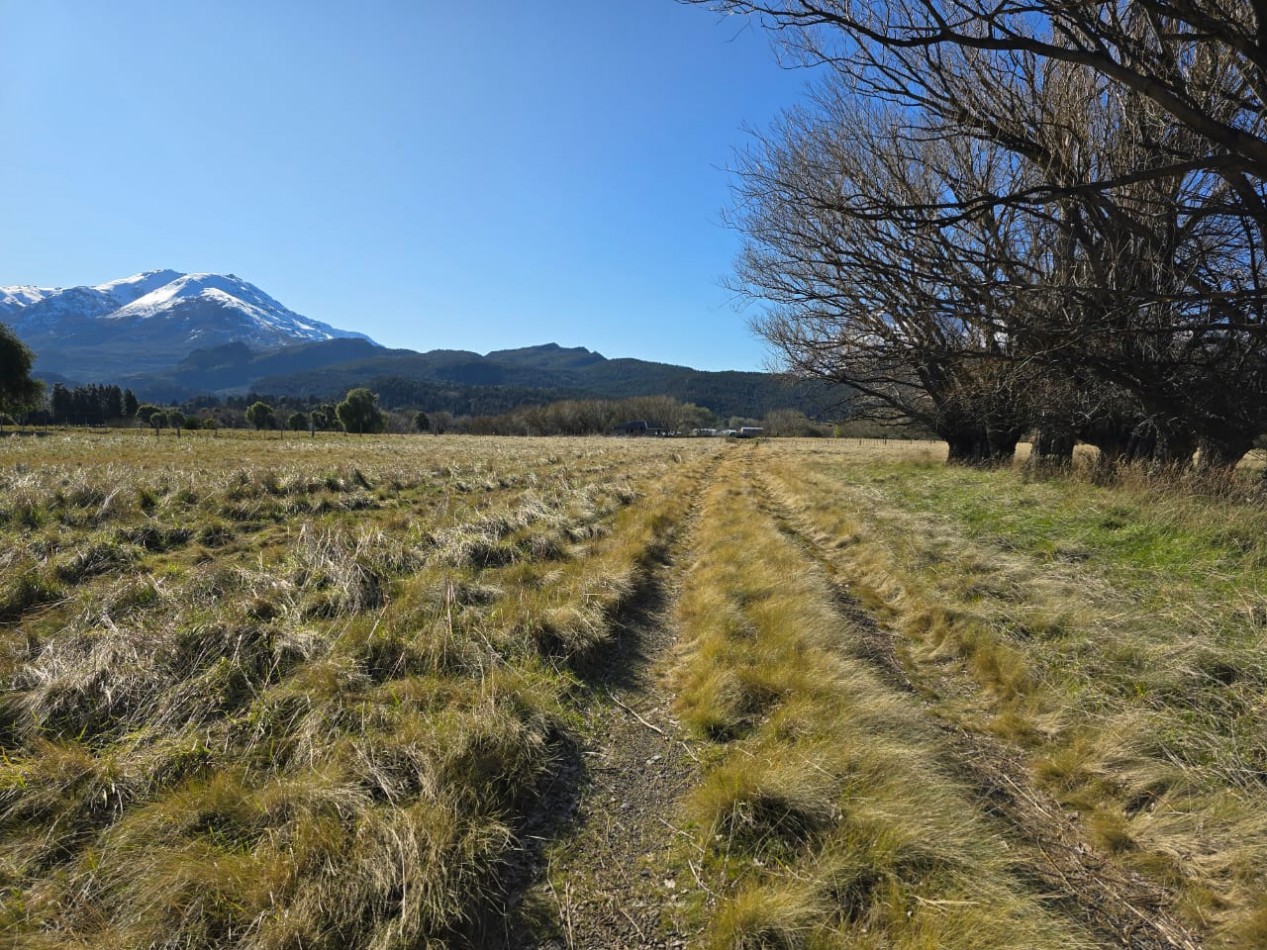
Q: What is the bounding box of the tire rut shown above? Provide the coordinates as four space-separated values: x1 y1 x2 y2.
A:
499 456 718 949
745 452 1202 950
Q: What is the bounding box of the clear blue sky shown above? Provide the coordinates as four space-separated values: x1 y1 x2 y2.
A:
0 1 809 371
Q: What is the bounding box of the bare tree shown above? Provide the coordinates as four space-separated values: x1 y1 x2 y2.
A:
699 0 1267 467
689 2 1267 202
736 93 1048 461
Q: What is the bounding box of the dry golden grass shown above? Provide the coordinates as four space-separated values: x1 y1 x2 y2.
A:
8 430 1267 946
0 431 717 948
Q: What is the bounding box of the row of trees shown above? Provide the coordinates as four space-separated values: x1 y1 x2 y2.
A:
693 1 1267 468
111 392 740 439
49 384 140 425
135 389 391 437
459 396 716 437
432 396 837 437
241 388 387 434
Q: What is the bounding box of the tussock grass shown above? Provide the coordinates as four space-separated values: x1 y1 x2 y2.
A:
672 454 1094 948
708 885 822 950
760 439 1267 941
0 432 719 947
0 563 59 624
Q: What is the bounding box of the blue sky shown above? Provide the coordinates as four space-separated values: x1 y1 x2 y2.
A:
0 1 810 371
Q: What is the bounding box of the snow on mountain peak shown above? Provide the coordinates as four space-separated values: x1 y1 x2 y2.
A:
109 272 326 334
1 269 372 347
0 285 57 315
92 269 186 305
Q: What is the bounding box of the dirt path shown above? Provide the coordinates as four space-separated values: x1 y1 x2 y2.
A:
498 472 710 949
749 457 1203 950
534 595 702 949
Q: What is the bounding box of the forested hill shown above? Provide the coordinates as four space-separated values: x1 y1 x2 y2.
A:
60 340 837 421
245 343 841 421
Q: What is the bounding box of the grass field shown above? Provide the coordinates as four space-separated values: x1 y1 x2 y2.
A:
2 431 1265 948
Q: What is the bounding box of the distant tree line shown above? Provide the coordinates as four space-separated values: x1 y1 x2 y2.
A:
461 396 714 436
274 371 842 424
0 349 892 442
10 383 759 438
690 0 1267 470
49 383 139 426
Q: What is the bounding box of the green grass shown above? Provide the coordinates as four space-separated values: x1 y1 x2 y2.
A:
865 461 1267 596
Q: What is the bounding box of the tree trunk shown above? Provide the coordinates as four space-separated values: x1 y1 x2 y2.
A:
1079 421 1131 475
985 426 1023 464
1032 426 1076 466
1141 424 1195 470
1196 433 1254 472
945 428 991 464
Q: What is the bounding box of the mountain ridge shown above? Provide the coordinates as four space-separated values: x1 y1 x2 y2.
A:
3 271 837 420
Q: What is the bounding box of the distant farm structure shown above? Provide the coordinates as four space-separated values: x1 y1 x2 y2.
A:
613 420 668 437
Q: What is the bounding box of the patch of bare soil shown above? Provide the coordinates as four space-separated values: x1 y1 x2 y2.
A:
514 566 702 950
752 467 1203 950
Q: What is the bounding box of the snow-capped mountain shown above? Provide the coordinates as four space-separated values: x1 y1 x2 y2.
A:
0 270 375 379
94 268 186 307
0 270 193 321
0 285 56 315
